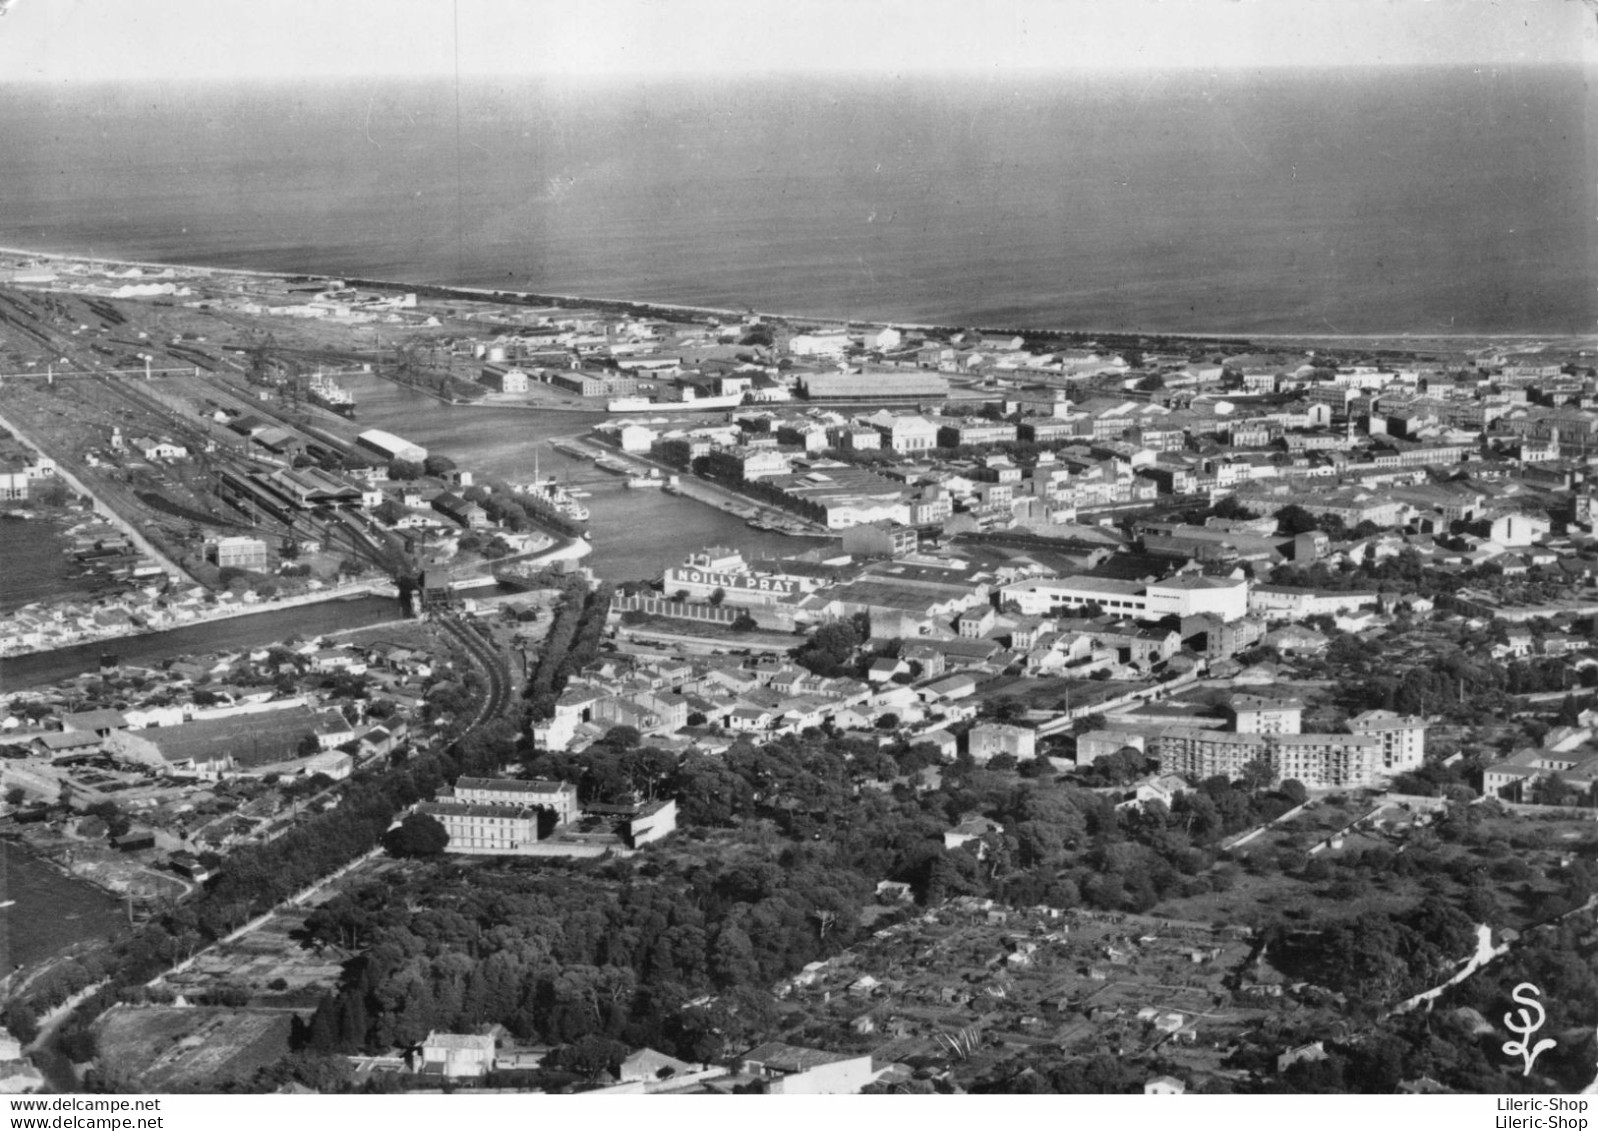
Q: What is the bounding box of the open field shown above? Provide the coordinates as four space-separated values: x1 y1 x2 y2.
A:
159 856 412 1008
93 1005 293 1090
774 902 1265 1089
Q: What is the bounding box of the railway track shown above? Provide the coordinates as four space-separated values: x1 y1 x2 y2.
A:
437 612 513 733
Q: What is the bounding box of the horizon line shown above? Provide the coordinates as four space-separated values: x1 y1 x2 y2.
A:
2 59 1593 86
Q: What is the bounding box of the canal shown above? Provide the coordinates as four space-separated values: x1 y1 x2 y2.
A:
0 595 402 690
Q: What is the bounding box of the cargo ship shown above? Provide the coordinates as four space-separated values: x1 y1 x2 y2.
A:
515 478 590 522
606 391 744 413
307 372 357 418
514 446 590 521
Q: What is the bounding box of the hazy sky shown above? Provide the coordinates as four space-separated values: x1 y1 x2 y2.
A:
1 0 1592 83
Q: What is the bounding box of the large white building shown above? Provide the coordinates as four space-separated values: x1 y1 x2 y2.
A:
871 414 940 453
1143 575 1248 621
357 428 429 465
660 548 819 608
415 1032 496 1079
789 332 851 358
418 801 542 853
741 1043 877 1095
1347 710 1427 773
1230 695 1304 734
1249 585 1379 621
1000 573 1249 622
968 722 1037 763
1153 726 1384 789
1001 576 1149 618
213 536 269 571
453 776 580 824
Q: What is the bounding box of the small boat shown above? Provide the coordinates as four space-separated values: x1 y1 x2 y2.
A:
0 901 15 910
626 470 664 489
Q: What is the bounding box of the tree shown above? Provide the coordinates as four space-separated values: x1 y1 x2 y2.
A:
708 587 727 607
423 455 457 478
794 620 864 677
1275 504 1319 536
989 697 1027 722
374 498 407 525
602 725 642 751
739 324 774 348
1071 713 1107 736
382 812 449 857
31 479 71 508
1134 372 1165 392
547 1035 629 1079
1530 773 1575 807
1210 495 1258 521
1239 758 1277 793
387 459 423 481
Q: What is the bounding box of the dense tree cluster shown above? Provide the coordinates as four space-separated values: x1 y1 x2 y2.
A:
524 577 615 718
1266 897 1479 1007
296 855 854 1062
791 614 870 677
24 671 1593 1094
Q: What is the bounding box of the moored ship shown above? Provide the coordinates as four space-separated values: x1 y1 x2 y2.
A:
514 476 590 522
307 372 357 418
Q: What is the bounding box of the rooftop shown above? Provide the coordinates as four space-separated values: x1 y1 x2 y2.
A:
742 1042 861 1073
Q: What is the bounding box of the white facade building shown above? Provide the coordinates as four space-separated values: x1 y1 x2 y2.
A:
1348 710 1427 773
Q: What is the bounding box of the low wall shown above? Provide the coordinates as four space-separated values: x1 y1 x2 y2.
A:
444 842 621 859
1035 669 1204 736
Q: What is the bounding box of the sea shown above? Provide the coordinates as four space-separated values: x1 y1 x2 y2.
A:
2 67 1593 336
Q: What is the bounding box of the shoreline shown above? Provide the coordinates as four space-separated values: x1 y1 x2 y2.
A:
3 244 1584 347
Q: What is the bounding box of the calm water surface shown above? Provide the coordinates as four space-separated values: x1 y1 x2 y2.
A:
344 373 831 581
4 70 1592 335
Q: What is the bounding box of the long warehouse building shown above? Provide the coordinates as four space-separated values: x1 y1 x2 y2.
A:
357 428 428 464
